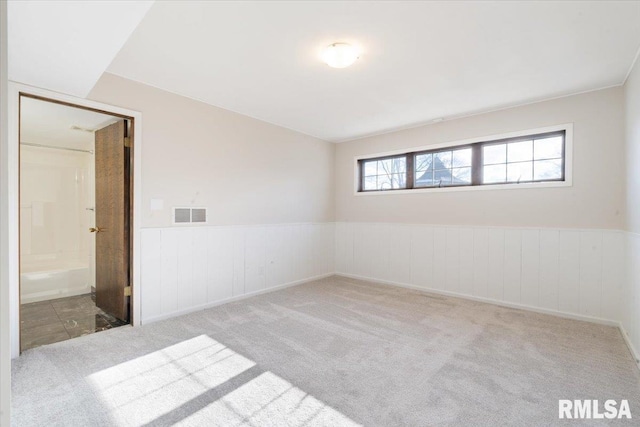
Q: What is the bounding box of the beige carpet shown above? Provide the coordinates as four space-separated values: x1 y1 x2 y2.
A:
11 276 640 426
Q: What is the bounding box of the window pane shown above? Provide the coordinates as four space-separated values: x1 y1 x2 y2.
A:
363 161 377 177
452 148 472 167
451 167 471 185
415 153 432 172
534 136 563 160
377 173 406 190
363 176 377 190
380 157 406 175
483 164 506 183
391 174 405 189
507 162 533 182
507 140 533 163
415 169 434 187
434 169 452 186
483 144 506 165
434 151 452 169
377 174 391 190
533 159 562 180
361 156 407 190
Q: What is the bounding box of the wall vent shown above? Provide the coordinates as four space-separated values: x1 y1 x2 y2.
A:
191 208 207 223
172 207 207 225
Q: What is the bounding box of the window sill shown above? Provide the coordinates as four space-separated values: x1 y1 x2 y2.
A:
354 180 572 196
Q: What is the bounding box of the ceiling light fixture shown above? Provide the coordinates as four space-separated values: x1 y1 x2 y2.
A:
322 43 360 68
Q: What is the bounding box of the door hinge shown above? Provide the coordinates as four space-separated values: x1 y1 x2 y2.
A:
124 137 132 148
124 286 132 297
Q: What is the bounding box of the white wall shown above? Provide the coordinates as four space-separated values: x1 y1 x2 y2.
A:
626 58 640 235
336 87 625 230
86 73 337 322
0 0 11 423
335 222 625 325
333 86 638 361
88 73 335 229
141 223 334 323
624 54 640 360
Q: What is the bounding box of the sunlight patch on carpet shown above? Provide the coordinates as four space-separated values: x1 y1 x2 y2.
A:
88 335 256 425
88 334 359 426
178 371 361 426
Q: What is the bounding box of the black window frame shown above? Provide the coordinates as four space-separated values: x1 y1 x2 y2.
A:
357 130 566 192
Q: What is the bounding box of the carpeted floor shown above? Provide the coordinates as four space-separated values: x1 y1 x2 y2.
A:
11 276 640 426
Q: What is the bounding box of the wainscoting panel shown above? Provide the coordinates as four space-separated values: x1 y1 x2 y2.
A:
538 230 559 312
558 230 580 315
601 232 625 322
627 232 640 356
140 223 335 323
520 230 540 308
334 222 628 326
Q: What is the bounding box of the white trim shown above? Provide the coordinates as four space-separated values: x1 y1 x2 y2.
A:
619 322 640 368
624 43 640 85
0 0 11 423
355 180 571 196
7 82 143 358
143 221 336 230
336 85 616 144
334 221 624 234
142 273 334 324
335 273 620 326
110 72 610 145
353 123 573 195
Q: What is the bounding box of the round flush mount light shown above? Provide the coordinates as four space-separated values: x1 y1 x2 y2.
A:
322 43 360 68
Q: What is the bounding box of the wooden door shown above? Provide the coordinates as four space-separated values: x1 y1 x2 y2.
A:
94 120 130 322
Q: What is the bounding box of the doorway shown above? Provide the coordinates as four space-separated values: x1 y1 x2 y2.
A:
18 95 134 352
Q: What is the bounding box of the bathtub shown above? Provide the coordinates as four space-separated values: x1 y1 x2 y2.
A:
20 259 92 304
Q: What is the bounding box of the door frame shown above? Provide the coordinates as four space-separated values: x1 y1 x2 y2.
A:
7 82 143 358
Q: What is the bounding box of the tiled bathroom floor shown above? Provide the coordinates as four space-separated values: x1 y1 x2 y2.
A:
20 293 128 351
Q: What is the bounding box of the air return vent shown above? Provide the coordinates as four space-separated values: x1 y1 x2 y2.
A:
191 208 207 223
172 207 207 225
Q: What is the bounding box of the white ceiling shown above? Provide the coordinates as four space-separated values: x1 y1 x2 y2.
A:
8 0 153 97
9 1 640 142
106 1 640 142
20 97 118 151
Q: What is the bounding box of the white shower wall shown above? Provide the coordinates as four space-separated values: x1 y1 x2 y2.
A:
19 145 95 302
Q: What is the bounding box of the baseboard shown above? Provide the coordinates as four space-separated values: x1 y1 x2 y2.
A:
143 269 640 371
618 322 640 368
142 273 334 324
335 272 640 370
335 273 621 326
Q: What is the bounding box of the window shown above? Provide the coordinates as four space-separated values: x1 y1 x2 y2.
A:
361 155 407 191
482 135 564 184
358 130 566 192
415 147 472 187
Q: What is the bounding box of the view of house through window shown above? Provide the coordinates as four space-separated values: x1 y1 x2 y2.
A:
358 130 565 192
415 147 472 187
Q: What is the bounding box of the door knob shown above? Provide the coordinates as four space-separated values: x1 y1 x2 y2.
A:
89 227 102 233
